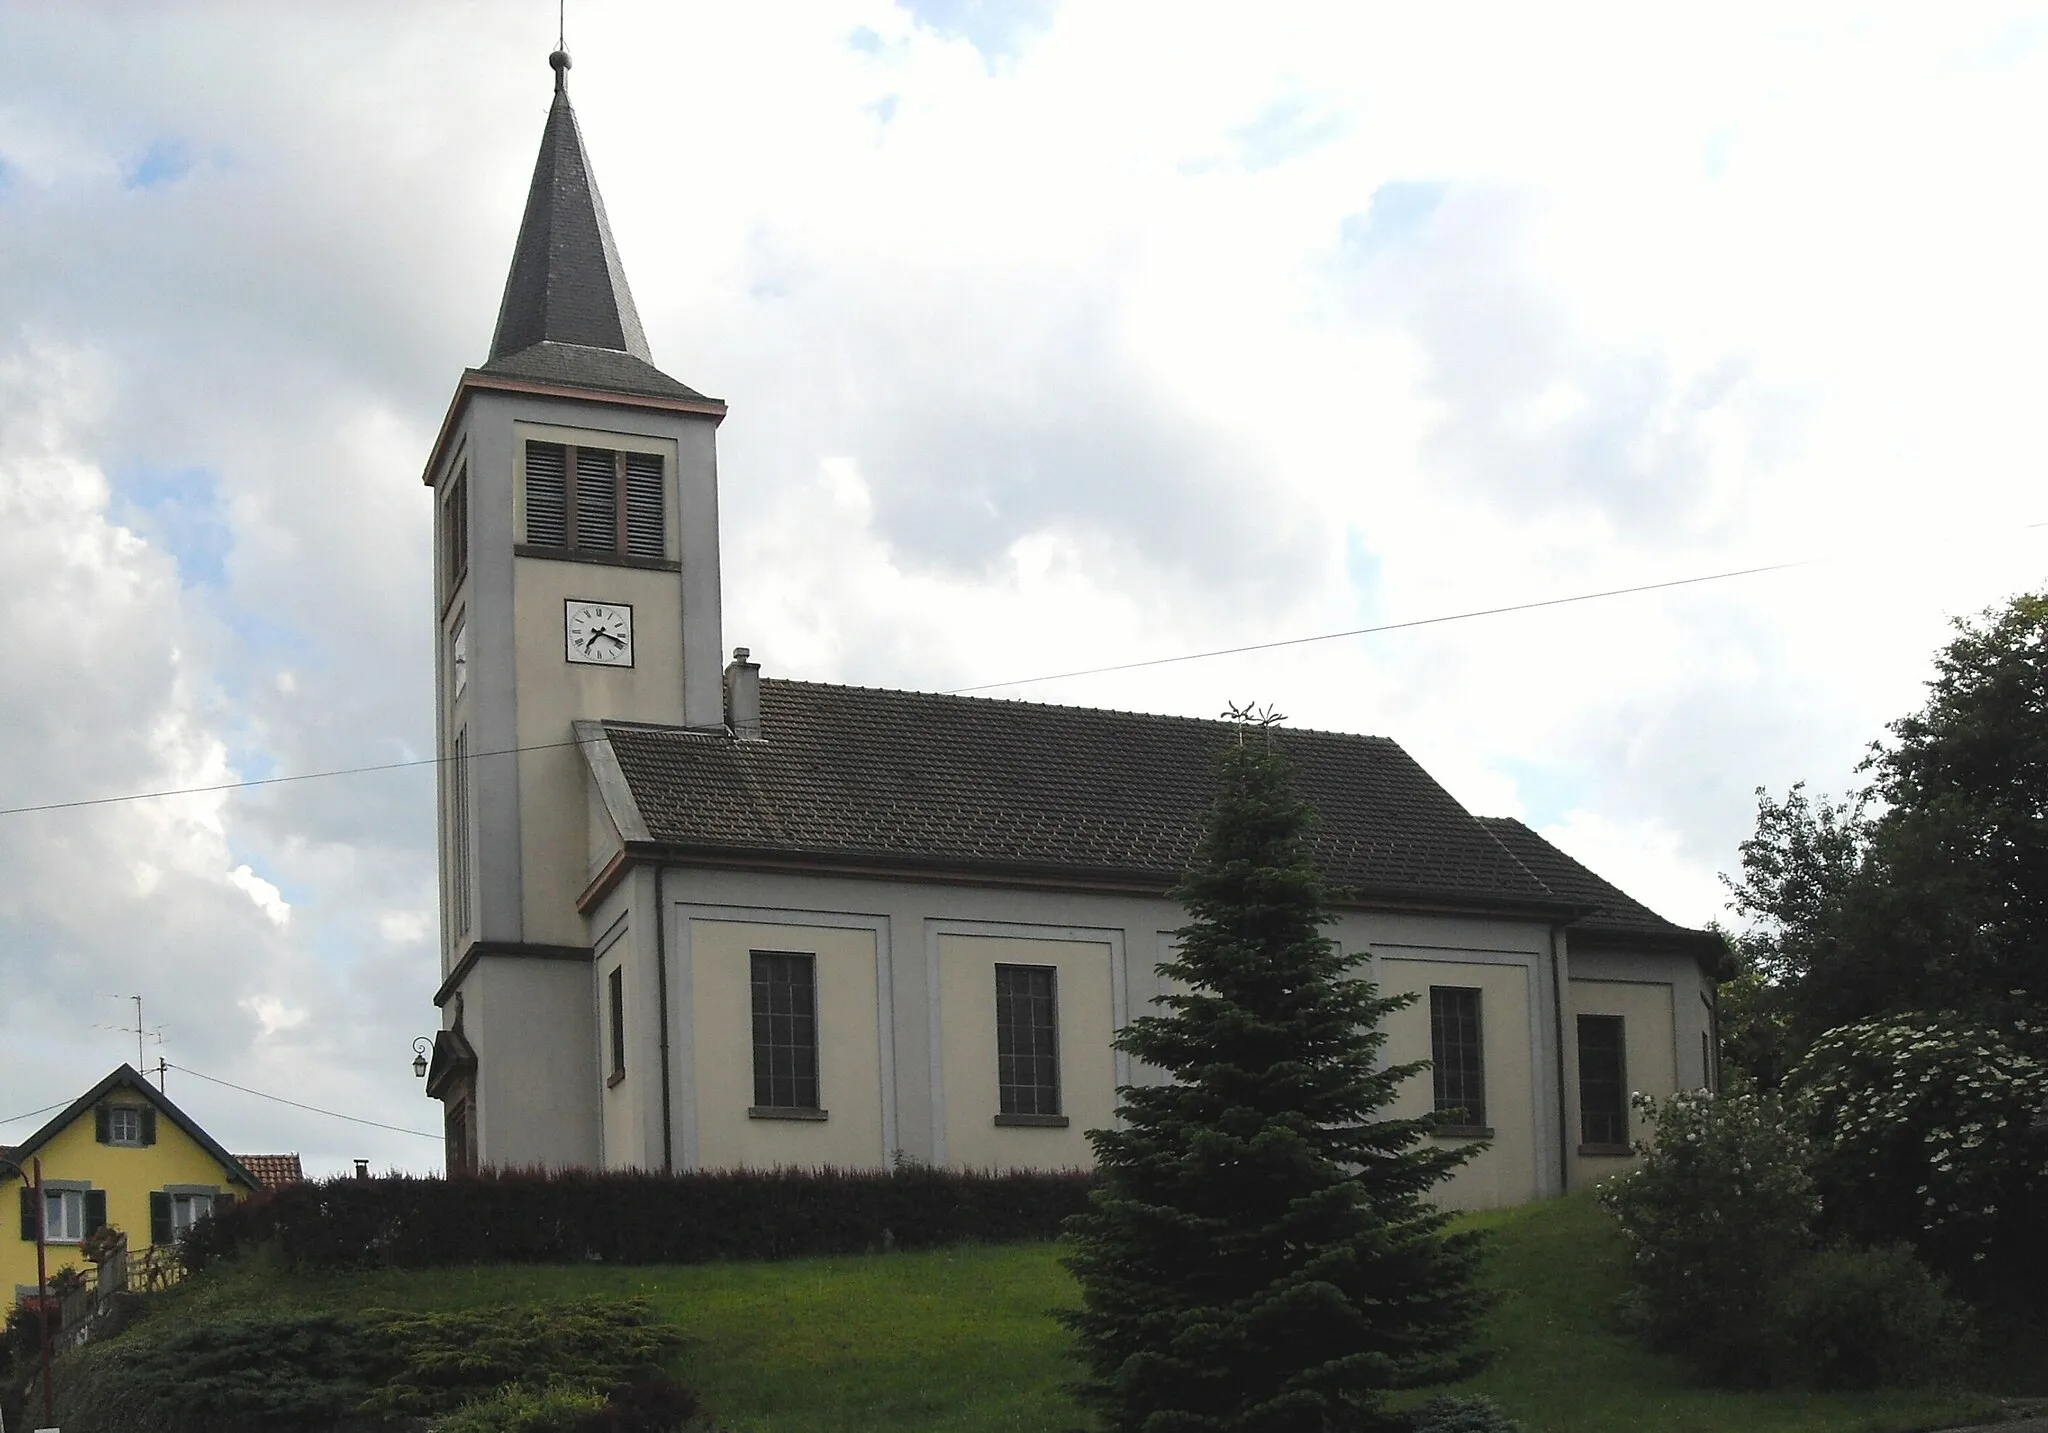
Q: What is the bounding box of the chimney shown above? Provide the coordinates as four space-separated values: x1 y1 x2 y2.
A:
353 1159 370 1180
725 647 761 741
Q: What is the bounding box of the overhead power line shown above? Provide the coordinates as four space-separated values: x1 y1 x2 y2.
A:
164 1062 440 1140
0 1098 73 1128
0 734 600 820
947 557 1818 694
1 530 2042 819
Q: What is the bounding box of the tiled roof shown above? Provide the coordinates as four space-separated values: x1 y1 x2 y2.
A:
602 681 1568 911
1478 816 1717 953
233 1153 305 1189
472 343 710 404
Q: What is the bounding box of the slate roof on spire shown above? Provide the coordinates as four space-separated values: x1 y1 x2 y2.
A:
479 57 710 404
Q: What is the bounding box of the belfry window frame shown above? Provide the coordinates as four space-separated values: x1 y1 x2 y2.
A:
517 434 675 570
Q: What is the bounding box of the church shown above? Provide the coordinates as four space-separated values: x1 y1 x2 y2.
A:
420 50 1720 1210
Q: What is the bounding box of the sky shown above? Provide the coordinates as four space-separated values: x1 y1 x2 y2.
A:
2 1 2045 1176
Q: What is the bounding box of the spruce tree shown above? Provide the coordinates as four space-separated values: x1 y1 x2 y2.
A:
1062 721 1489 1433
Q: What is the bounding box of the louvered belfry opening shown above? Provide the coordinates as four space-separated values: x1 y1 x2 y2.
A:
522 439 665 561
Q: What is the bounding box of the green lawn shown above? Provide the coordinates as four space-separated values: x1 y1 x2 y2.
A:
134 1197 2029 1433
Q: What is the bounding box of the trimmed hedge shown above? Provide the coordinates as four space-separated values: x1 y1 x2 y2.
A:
183 1165 1093 1272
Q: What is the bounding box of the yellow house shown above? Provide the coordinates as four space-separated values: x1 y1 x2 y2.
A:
2 1065 265 1307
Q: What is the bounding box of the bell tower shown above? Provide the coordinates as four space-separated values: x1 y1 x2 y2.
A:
419 48 725 1171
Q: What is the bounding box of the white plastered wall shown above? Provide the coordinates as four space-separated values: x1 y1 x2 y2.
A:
683 916 889 1171
1375 951 1543 1211
932 928 1117 1172
1567 963 1681 1190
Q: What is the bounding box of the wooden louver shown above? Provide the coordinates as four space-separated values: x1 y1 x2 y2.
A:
523 440 664 560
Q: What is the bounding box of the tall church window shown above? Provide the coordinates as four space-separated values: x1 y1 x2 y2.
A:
994 965 1062 1122
607 965 626 1085
1578 1015 1629 1150
749 951 820 1113
1429 987 1486 1130
442 465 468 603
523 440 666 561
450 728 472 938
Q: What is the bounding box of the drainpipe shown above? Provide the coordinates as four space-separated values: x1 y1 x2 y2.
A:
654 863 674 1173
1548 923 1571 1196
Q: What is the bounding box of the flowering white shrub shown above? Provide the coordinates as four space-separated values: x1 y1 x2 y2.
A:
1787 1013 2048 1290
1597 1087 1818 1383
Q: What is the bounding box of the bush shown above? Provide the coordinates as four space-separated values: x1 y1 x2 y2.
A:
183 1164 1092 1274
1770 1243 1975 1390
576 1376 706 1432
1410 1393 1525 1432
1597 1087 1818 1383
436 1381 608 1433
43 1297 689 1432
1786 1012 2048 1298
47 1309 377 1432
356 1298 683 1417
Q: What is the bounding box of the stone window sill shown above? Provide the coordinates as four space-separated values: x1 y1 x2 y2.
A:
748 1106 829 1122
1579 1142 1634 1157
515 544 679 573
993 1113 1070 1128
1431 1125 1494 1140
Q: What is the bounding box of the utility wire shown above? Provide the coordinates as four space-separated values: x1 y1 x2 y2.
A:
163 1062 440 1140
948 557 1817 694
0 1098 72 1128
3 532 2044 817
0 734 601 820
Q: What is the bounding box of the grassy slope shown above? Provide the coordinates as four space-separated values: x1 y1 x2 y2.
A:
138 1196 2017 1433
1447 1195 2000 1433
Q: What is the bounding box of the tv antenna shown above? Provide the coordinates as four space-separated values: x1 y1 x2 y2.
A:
93 993 167 1086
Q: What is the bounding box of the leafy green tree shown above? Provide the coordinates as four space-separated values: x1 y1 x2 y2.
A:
1062 727 1488 1433
1724 591 2048 1053
1838 592 2048 1034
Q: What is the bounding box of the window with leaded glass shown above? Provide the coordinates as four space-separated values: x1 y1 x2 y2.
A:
995 965 1061 1120
1578 1014 1629 1148
1429 986 1486 1129
750 951 820 1112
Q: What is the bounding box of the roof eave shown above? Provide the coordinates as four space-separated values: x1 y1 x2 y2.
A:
0 1065 262 1194
580 839 1587 923
420 368 729 488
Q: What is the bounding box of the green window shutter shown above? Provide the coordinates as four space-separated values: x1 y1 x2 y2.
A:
18 1185 35 1241
95 1105 111 1143
85 1189 107 1235
140 1107 158 1146
149 1191 172 1247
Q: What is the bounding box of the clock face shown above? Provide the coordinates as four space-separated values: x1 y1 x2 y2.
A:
565 600 634 667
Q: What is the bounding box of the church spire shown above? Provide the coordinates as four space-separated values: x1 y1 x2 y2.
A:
487 49 653 365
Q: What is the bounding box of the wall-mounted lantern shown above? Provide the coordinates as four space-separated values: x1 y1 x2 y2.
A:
412 1036 431 1080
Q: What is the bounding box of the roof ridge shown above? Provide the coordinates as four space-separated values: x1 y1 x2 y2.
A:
751 676 1400 745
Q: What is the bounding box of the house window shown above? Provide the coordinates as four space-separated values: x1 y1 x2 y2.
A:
97 1103 155 1147
994 965 1062 1121
442 465 469 601
522 441 666 561
607 965 626 1085
170 1192 213 1236
749 951 820 1113
149 1189 220 1246
450 613 468 699
450 727 472 937
1429 987 1486 1130
1578 1015 1629 1149
40 1189 85 1243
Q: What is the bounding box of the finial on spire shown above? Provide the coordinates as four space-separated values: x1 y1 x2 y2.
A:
550 0 570 93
